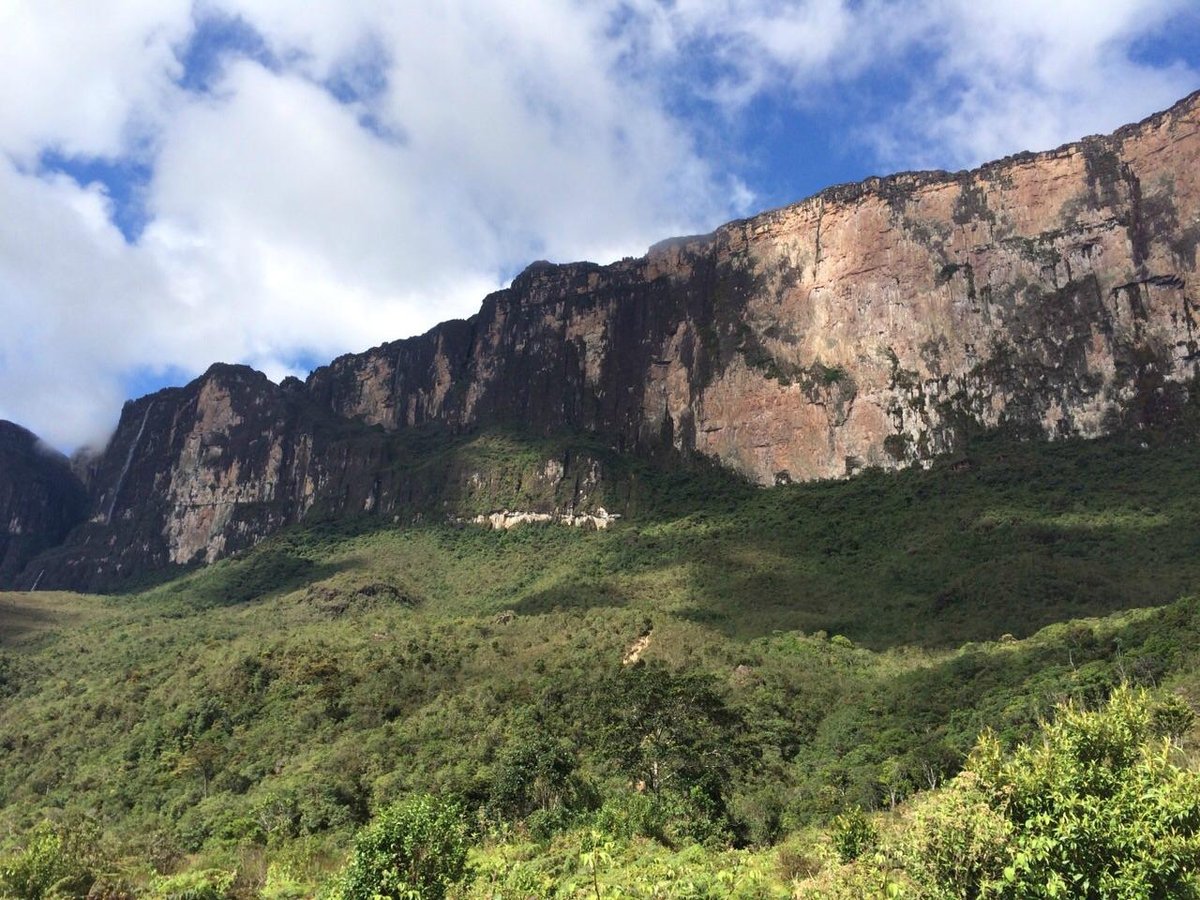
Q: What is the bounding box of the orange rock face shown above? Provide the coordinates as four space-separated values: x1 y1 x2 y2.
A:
311 91 1200 484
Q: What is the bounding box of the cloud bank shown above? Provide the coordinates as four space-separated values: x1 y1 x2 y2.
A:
0 0 1196 450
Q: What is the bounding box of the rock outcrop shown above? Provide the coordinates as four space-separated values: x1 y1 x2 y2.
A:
307 90 1200 484
0 422 87 585
14 365 616 591
6 90 1200 590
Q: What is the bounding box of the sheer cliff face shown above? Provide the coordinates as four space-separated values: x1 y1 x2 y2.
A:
309 91 1200 484
20 366 615 591
0 422 87 584
8 92 1200 590
48 366 327 586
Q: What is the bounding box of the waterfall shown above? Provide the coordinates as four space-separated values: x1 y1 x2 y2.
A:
105 403 153 524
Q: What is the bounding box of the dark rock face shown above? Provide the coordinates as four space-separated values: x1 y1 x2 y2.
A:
11 366 617 591
6 90 1200 591
0 422 87 585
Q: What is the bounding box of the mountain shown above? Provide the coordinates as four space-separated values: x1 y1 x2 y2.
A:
14 367 623 591
4 90 1200 591
0 421 87 584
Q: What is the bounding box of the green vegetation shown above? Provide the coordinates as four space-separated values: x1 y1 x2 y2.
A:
331 794 469 900
904 686 1200 898
1 427 1199 895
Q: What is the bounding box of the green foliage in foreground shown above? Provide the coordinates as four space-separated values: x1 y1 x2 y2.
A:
905 686 1200 899
0 822 97 900
327 688 1199 898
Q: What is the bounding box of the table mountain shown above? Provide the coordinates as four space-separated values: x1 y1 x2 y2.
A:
5 89 1199 590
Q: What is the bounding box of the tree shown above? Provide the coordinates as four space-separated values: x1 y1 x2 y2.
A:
600 666 746 798
596 665 751 845
170 735 226 797
488 730 582 821
334 794 471 900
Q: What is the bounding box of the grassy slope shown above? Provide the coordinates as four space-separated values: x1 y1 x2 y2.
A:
1 428 1199 893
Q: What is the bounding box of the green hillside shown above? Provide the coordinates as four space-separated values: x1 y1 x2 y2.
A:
2 427 1200 897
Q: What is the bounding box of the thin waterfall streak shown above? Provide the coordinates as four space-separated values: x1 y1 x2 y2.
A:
106 403 153 524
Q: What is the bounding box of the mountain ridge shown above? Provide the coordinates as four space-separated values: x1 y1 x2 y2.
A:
3 88 1200 590
298 87 1200 395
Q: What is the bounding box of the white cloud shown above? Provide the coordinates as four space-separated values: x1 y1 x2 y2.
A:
614 0 1197 166
0 1 736 450
0 0 1195 450
630 0 867 106
0 1 192 162
0 160 168 448
867 0 1200 167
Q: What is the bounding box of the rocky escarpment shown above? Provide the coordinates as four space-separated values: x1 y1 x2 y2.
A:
13 365 618 591
309 90 1200 483
0 422 87 585
6 90 1200 590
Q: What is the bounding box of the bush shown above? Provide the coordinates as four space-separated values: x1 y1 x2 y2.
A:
831 807 876 863
911 685 1200 898
486 730 593 831
590 794 667 844
259 863 308 900
148 869 234 900
0 821 99 900
905 771 1012 899
333 794 471 900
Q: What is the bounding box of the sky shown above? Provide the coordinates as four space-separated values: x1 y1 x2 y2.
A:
2 1 1198 452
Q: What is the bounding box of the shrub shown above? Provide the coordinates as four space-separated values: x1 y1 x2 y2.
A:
905 770 1012 899
590 794 667 844
776 840 822 882
831 807 876 863
148 869 235 900
259 863 308 900
333 794 471 900
1149 692 1195 742
911 685 1200 898
0 821 99 900
486 731 588 827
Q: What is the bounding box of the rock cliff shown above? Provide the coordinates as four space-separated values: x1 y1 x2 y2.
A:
0 421 87 585
308 89 1200 483
15 365 617 591
6 90 1200 590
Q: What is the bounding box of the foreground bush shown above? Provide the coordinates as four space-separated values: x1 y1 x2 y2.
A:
148 868 234 900
907 686 1200 898
0 821 100 900
331 794 470 900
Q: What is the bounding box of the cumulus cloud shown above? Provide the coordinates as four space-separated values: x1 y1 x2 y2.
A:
0 158 168 444
626 0 1199 167
0 1 736 449
0 1 191 162
0 0 1195 450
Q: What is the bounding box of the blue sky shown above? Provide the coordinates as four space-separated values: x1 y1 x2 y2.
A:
1 0 1198 450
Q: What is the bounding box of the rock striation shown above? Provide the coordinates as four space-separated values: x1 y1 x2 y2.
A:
5 90 1200 590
